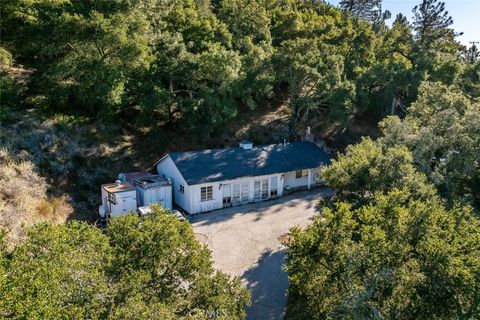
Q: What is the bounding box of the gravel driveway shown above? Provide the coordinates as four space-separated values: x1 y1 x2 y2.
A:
190 188 333 320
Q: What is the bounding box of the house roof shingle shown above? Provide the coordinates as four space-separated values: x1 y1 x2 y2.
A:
166 141 331 185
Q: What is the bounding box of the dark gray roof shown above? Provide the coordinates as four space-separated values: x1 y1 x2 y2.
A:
166 141 331 185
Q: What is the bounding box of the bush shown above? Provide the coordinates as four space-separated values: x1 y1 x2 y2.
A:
0 208 251 319
0 150 70 244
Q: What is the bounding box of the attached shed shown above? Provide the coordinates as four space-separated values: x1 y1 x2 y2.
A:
156 141 330 214
134 175 173 210
99 181 137 217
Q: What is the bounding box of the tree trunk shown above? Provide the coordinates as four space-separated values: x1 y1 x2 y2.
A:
390 96 397 115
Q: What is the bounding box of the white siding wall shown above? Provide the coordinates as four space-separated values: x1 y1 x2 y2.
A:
283 167 322 190
139 186 172 210
157 156 191 213
157 155 323 215
101 190 137 217
188 173 284 214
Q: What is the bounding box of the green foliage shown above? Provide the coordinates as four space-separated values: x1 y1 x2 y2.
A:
0 208 250 319
0 47 23 122
285 190 480 319
0 222 112 319
339 0 384 22
217 0 274 109
274 38 355 136
0 47 13 69
2 0 473 136
322 138 436 207
459 60 480 99
47 10 151 114
217 0 271 53
412 0 456 52
379 81 480 208
0 76 20 122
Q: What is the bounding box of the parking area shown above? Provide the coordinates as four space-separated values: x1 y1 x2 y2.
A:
190 187 333 320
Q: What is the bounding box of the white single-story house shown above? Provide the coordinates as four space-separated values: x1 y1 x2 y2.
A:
155 141 330 214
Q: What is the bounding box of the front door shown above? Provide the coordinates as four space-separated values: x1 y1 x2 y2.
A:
232 181 250 206
222 183 232 207
240 181 249 203
254 179 269 201
254 180 261 201
261 179 268 199
232 183 241 206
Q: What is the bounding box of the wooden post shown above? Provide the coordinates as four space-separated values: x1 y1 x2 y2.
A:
307 169 311 189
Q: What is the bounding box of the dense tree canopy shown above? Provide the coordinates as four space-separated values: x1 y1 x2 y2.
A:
0 207 250 319
2 0 476 139
339 0 389 24
2 0 479 318
322 138 436 208
286 78 479 319
286 190 480 319
379 81 480 208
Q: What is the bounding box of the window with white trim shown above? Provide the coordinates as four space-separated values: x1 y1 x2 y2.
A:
201 186 213 201
295 170 308 179
179 184 184 193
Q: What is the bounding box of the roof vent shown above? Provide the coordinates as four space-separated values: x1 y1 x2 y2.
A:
239 140 253 150
115 180 121 186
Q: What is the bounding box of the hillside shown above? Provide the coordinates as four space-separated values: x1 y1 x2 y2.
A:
1 65 373 230
1 0 478 243
1 0 479 319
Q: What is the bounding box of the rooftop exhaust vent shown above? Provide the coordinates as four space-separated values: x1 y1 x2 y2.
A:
239 140 253 150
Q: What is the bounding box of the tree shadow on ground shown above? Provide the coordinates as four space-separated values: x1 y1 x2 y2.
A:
242 248 288 320
189 187 333 227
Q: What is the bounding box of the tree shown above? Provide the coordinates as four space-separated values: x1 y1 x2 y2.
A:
465 44 480 64
50 10 151 114
459 60 480 99
410 0 464 89
217 0 271 53
285 190 480 319
0 207 250 319
217 0 274 109
379 81 480 208
322 138 436 208
2 0 152 115
339 0 388 23
412 0 456 51
107 206 249 319
356 13 415 118
0 222 112 319
274 38 354 138
133 0 242 139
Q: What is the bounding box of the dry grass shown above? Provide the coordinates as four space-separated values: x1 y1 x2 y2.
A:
0 150 72 245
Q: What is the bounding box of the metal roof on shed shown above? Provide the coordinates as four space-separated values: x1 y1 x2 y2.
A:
102 182 135 193
165 141 331 185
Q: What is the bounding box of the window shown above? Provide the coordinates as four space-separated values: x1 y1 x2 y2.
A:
296 170 309 179
179 184 184 193
107 193 117 205
201 186 213 201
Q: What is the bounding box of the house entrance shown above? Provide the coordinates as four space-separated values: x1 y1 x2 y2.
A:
222 183 232 208
254 179 269 201
232 181 249 206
